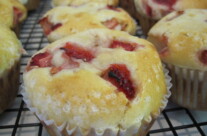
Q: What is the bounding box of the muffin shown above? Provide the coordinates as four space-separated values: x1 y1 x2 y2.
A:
0 24 22 113
18 0 40 11
0 0 27 35
23 29 170 136
120 0 207 35
39 3 137 42
52 0 118 7
148 9 207 110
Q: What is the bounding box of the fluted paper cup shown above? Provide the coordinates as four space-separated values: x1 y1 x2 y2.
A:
166 63 207 110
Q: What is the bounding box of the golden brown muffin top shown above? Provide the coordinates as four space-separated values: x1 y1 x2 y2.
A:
39 3 137 42
134 0 207 19
148 9 207 70
24 29 168 135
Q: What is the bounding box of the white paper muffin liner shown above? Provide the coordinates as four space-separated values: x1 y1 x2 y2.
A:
21 64 172 136
166 64 207 110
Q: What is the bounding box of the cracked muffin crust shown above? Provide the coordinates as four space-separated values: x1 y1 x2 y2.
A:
39 3 137 42
23 29 169 136
0 24 22 113
52 0 119 7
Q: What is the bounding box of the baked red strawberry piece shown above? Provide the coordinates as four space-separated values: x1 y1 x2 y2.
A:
106 5 120 12
198 50 207 65
102 18 127 31
39 17 62 35
102 64 136 100
49 52 79 75
61 42 95 62
145 0 177 17
146 4 153 17
153 0 177 9
13 7 23 25
156 34 169 57
27 42 95 73
103 18 120 29
30 52 52 67
110 40 137 51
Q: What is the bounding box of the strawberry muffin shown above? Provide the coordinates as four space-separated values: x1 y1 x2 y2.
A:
0 24 22 113
39 3 137 42
23 29 170 136
148 9 207 110
120 0 207 35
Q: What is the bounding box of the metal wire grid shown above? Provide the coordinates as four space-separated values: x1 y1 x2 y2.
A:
0 0 207 135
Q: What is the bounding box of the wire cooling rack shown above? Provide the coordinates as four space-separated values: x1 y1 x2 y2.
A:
0 0 207 136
